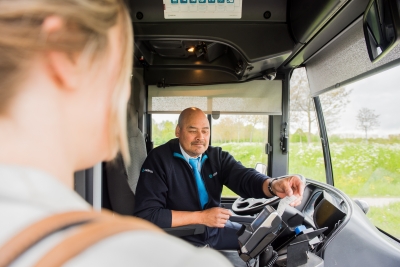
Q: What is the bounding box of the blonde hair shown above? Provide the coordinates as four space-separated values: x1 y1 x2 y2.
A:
0 0 133 163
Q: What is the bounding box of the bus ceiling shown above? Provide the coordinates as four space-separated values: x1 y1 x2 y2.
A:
129 0 374 86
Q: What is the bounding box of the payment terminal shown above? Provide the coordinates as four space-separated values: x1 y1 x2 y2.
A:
237 205 287 262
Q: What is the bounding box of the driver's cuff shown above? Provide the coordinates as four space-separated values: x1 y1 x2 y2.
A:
267 178 277 197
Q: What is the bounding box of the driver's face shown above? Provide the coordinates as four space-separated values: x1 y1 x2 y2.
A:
175 111 210 157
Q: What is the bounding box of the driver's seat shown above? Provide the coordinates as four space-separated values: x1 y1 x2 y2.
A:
103 115 246 266
104 112 146 215
104 114 206 236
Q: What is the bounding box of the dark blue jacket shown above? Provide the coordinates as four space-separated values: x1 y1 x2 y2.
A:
134 138 269 230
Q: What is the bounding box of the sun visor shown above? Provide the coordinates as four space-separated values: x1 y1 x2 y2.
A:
147 80 282 115
306 17 400 97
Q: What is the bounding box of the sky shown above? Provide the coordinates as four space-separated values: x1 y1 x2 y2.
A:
326 64 400 137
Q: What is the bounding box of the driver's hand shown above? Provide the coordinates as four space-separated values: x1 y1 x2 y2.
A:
272 175 305 207
200 207 232 228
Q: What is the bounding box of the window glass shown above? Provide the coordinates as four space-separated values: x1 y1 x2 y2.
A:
152 114 179 147
319 65 400 239
289 68 326 183
212 115 269 197
152 114 269 198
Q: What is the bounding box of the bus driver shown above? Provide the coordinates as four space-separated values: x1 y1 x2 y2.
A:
134 107 305 249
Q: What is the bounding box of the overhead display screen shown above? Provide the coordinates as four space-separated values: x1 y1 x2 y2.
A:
163 0 242 19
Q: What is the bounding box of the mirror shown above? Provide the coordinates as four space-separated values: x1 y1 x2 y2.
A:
255 163 267 174
353 199 370 214
363 0 400 62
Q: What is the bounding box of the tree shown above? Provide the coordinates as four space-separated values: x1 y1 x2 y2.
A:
290 68 352 144
231 116 244 142
152 120 177 145
356 108 380 140
242 115 264 142
213 115 268 143
212 116 235 143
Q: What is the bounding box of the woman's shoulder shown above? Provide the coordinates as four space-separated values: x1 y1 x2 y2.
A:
66 230 233 267
0 207 232 267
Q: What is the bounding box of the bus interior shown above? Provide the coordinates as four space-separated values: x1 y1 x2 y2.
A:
74 0 400 266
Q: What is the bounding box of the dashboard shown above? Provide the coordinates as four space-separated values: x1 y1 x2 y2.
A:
227 180 400 267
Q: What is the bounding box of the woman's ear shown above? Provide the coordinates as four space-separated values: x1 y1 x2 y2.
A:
47 51 80 91
42 16 79 91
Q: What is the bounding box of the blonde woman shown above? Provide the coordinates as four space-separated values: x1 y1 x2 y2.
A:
0 0 232 266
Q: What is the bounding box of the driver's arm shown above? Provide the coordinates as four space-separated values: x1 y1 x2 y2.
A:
220 149 269 198
220 149 305 206
133 154 173 228
134 152 234 229
171 208 232 228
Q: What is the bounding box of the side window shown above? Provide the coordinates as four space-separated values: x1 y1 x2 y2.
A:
319 65 400 239
151 114 179 147
289 68 326 183
212 115 269 168
212 115 269 197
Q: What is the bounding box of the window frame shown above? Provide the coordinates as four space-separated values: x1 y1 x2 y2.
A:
313 96 334 185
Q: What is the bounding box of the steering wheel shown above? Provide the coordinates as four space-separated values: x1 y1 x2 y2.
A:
232 174 306 216
232 196 279 215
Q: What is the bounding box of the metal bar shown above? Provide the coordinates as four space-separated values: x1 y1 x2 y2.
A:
313 96 334 185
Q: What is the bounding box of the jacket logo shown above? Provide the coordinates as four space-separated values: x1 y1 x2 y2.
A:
142 168 153 174
209 172 217 178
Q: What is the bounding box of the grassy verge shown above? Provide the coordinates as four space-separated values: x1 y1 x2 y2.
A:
217 141 400 238
214 142 268 168
368 202 400 239
289 142 400 197
218 141 400 198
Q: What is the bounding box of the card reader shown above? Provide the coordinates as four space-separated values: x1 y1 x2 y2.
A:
237 205 287 262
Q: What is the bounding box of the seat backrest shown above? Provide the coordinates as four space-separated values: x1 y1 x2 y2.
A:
126 119 147 194
105 113 147 215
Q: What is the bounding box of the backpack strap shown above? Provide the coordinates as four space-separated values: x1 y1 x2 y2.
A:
0 210 162 267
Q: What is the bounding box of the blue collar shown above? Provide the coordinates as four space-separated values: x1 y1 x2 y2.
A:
173 152 208 169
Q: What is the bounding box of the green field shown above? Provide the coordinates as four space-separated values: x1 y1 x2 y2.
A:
290 142 400 197
368 202 400 238
217 141 400 238
215 142 268 198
